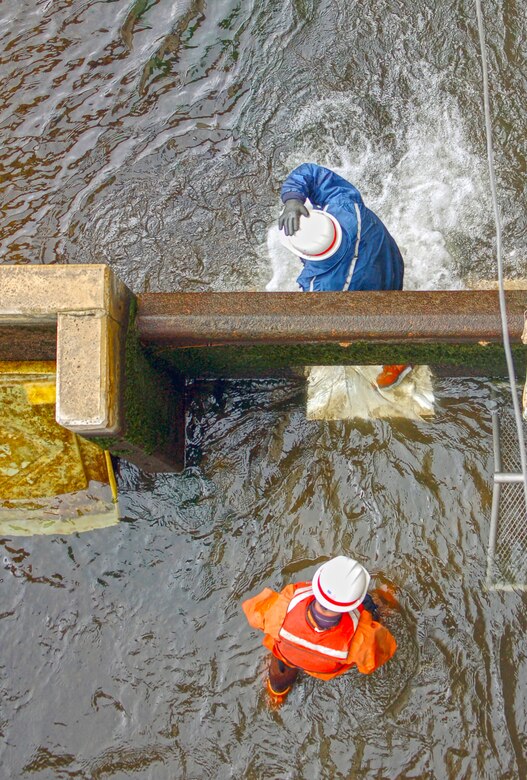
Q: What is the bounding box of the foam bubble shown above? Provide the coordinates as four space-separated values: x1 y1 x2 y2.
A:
265 225 300 291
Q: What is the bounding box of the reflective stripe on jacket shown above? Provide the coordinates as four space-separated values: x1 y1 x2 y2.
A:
242 581 397 680
273 585 362 676
280 163 404 293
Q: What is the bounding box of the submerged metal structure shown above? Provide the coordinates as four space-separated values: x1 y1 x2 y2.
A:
487 400 527 589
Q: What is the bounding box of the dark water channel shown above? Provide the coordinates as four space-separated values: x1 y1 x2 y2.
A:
1 1 527 778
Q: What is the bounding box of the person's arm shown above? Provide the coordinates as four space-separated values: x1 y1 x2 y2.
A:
346 609 397 673
362 593 379 620
280 163 362 208
242 584 296 637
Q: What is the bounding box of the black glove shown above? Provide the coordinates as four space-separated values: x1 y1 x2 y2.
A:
362 593 379 620
278 198 309 236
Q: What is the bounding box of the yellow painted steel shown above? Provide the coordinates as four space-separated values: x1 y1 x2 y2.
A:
105 449 118 503
23 381 56 405
0 361 57 375
0 361 119 536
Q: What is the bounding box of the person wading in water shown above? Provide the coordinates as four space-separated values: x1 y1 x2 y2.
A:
243 556 397 704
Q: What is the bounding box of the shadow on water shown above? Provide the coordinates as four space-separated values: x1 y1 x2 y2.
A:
1 0 527 777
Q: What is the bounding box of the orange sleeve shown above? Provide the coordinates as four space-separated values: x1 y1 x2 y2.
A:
346 610 397 674
242 584 296 640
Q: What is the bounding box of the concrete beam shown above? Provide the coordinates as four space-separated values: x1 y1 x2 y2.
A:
1 264 128 323
136 290 527 378
0 265 185 473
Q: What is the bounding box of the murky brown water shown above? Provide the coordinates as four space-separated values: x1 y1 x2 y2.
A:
1 1 527 778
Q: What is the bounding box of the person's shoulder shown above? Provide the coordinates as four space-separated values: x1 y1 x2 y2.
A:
327 201 360 226
293 580 312 590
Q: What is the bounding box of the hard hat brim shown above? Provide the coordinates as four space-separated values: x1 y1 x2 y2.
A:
312 560 370 612
279 207 343 262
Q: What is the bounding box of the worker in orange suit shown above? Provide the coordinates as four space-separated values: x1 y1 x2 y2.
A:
242 556 397 704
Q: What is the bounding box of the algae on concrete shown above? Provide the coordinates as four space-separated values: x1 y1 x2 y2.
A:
147 341 527 379
91 299 185 472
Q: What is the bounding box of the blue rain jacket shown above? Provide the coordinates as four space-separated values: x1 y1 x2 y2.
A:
281 163 404 292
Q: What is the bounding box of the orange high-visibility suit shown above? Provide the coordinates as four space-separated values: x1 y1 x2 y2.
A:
243 582 396 680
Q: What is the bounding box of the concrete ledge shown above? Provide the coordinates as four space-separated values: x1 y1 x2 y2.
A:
0 264 129 323
0 265 130 437
0 265 185 472
0 264 130 362
468 278 527 291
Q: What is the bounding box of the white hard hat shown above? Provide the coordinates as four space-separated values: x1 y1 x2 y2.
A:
279 206 342 261
312 556 370 612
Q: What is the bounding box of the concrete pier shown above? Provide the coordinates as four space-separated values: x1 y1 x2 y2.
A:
0 265 185 473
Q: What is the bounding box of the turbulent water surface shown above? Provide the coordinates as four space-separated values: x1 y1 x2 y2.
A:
1 1 527 778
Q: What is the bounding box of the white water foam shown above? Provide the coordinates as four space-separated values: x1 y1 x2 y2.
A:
265 85 491 292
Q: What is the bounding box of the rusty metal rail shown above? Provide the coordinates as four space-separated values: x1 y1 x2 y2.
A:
137 291 526 346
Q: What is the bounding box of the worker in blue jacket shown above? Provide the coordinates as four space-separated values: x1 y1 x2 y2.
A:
278 163 410 389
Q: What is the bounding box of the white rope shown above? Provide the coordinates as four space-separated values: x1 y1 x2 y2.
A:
475 0 527 508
